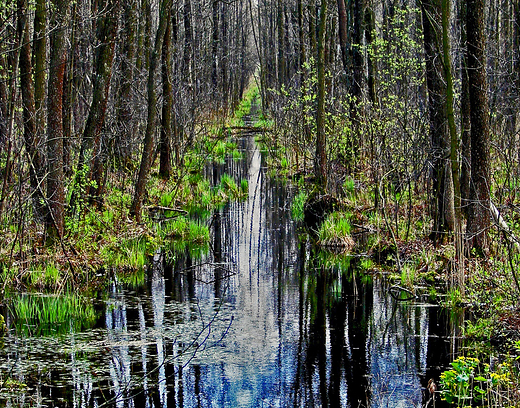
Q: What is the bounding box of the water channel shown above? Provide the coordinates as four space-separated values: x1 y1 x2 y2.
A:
0 130 463 407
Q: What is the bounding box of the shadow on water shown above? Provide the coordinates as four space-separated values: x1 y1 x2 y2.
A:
0 134 463 407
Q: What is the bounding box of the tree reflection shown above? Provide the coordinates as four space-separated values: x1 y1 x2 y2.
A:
292 247 372 408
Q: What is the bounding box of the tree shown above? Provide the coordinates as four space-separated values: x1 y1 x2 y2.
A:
421 0 453 243
159 4 173 179
33 0 46 152
466 0 491 253
459 0 471 216
87 0 121 205
130 0 173 221
116 0 138 164
314 0 328 189
46 0 71 239
70 0 121 210
17 0 45 221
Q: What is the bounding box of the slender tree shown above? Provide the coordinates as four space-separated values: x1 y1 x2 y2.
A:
33 0 47 148
116 0 138 164
315 0 328 189
421 0 453 243
72 0 121 209
46 0 71 239
17 0 46 221
459 0 471 215
159 4 173 179
130 0 173 221
466 0 491 253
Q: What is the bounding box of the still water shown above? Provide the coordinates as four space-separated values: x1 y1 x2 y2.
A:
0 136 461 407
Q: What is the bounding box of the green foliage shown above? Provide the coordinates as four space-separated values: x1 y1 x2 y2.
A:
291 190 308 222
343 178 355 196
68 165 98 220
400 263 416 288
160 216 209 245
240 179 249 194
8 293 96 336
102 237 150 270
440 356 514 407
115 268 146 288
464 318 494 339
230 84 259 127
318 212 353 244
359 257 374 271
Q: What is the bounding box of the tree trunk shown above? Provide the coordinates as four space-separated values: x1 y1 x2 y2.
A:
336 0 349 77
46 0 71 240
460 0 471 216
116 0 138 165
71 0 120 209
442 0 463 286
211 0 219 89
277 0 286 87
421 0 452 243
466 0 491 253
159 4 173 179
130 0 173 221
17 0 46 221
183 0 193 85
33 0 47 152
365 4 377 104
315 0 328 190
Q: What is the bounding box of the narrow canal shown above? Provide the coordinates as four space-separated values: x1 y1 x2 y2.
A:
0 127 462 407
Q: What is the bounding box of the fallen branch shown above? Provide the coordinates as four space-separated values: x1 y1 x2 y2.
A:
145 206 188 215
490 200 520 251
389 285 416 301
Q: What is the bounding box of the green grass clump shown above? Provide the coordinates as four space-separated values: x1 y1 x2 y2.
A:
343 178 355 196
291 190 308 222
240 179 249 194
102 237 150 270
318 212 354 250
9 293 96 335
161 216 209 245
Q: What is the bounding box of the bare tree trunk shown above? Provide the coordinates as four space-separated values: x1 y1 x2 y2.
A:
46 0 71 240
71 0 120 209
442 0 463 287
116 0 138 164
211 0 219 89
466 0 491 253
336 0 348 76
33 0 47 153
130 0 173 221
460 0 471 216
421 0 451 243
17 0 46 221
183 0 193 85
277 0 286 87
159 4 173 179
365 3 377 104
315 0 328 190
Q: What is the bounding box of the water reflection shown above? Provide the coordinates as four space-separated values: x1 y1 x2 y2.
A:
0 136 460 407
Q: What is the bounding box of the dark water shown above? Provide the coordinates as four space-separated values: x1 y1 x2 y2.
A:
0 135 462 407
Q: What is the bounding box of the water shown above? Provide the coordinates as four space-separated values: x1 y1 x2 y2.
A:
0 134 462 407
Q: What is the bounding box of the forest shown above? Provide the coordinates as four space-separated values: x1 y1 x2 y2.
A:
1 0 520 406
